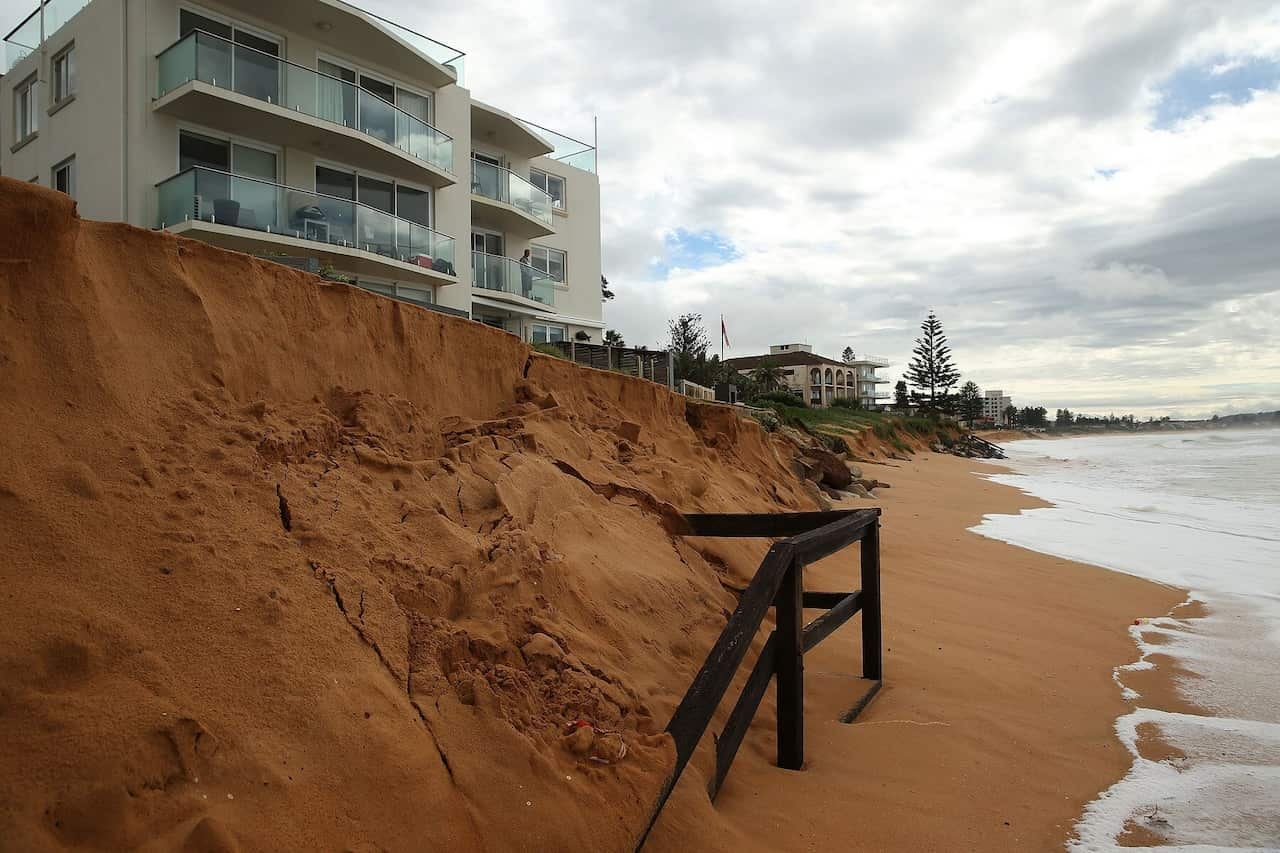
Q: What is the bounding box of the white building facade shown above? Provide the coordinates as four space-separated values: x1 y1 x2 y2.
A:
982 389 1013 425
1 0 604 343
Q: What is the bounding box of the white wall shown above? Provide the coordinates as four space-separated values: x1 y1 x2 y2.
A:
529 155 601 338
2 0 127 221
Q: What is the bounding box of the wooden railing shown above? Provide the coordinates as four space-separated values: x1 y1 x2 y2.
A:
963 434 1007 459
635 509 883 849
546 340 675 388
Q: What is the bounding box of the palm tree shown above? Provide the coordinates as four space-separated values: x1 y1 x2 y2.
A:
603 329 625 347
750 359 787 392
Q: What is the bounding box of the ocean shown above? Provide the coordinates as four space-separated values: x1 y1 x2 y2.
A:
970 429 1280 852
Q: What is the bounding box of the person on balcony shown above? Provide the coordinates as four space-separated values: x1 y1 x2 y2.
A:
518 248 534 298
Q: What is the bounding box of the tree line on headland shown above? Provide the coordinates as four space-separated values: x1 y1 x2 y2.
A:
625 312 1277 432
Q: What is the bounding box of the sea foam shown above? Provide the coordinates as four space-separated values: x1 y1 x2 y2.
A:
969 429 1280 850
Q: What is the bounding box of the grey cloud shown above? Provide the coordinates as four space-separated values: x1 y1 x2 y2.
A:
385 0 1280 416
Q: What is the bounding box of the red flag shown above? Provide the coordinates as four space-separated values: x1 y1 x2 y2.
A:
721 316 731 348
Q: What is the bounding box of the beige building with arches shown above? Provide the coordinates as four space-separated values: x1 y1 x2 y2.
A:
725 343 891 409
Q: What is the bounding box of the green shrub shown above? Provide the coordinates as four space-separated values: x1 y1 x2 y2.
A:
872 420 896 440
532 343 566 359
829 397 861 409
751 391 806 409
903 417 934 436
749 410 781 432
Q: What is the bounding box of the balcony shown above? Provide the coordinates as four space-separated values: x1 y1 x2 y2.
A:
4 0 90 73
470 158 555 238
862 391 891 401
845 354 891 368
156 167 458 286
471 251 555 307
857 374 890 384
471 101 554 159
154 30 455 188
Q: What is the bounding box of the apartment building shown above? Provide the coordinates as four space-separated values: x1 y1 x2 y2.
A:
725 343 891 409
1 0 604 344
982 389 1013 425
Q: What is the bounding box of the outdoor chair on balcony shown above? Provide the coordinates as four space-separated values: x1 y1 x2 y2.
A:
212 198 240 226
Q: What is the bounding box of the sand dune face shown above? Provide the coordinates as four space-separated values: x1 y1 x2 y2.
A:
0 180 814 851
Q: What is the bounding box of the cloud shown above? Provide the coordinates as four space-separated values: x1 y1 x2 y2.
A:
375 0 1280 418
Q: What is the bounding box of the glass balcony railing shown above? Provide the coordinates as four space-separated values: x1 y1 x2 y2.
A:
156 30 454 175
470 159 553 226
471 251 554 306
346 1 466 84
4 0 91 72
156 166 457 275
517 118 597 174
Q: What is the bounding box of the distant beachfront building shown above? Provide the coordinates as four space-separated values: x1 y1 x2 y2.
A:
725 343 891 409
982 389 1013 425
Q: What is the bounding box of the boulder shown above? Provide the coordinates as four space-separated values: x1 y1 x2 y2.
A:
804 447 854 490
847 482 872 499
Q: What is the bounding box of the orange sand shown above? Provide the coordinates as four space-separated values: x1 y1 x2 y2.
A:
0 180 1183 851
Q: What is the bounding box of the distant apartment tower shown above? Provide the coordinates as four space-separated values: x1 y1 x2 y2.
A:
725 343 891 409
982 390 1013 425
1 0 604 345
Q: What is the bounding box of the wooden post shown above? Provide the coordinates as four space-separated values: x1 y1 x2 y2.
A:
775 558 804 770
861 521 882 680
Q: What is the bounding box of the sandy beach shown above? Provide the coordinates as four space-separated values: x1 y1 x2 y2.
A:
0 182 1191 851
647 452 1188 851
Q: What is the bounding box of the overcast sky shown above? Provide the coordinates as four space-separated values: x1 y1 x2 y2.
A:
6 0 1278 417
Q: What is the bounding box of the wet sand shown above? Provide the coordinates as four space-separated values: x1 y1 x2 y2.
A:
649 453 1187 852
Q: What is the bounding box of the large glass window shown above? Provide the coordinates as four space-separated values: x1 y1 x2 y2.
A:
179 9 279 103
52 45 75 104
531 323 565 344
316 165 431 230
315 165 355 200
179 130 230 171
530 168 565 209
395 186 430 227
14 75 37 141
530 245 565 282
317 60 357 127
357 175 394 214
177 131 277 228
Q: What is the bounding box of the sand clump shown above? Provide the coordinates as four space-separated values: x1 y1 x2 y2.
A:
0 179 817 851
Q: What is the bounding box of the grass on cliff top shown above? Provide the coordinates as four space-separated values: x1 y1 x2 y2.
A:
759 403 955 451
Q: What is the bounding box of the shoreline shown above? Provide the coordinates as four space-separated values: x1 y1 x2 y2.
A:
654 451 1189 851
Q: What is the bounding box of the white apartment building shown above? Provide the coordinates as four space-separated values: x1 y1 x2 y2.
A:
725 343 891 409
1 0 604 344
982 389 1013 425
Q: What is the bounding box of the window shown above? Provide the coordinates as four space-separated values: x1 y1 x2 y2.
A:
530 245 565 282
530 168 565 209
52 45 75 103
531 323 565 344
14 75 37 141
316 165 431 225
52 157 75 198
179 10 280 104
